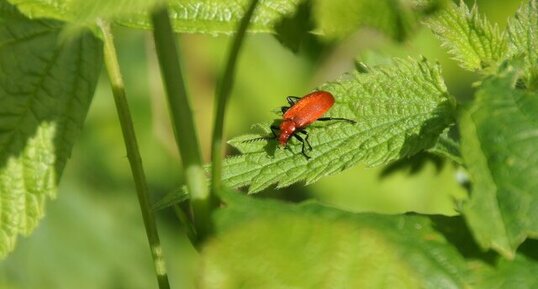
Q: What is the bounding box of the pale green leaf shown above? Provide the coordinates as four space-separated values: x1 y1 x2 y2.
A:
0 2 102 258
7 0 161 25
460 66 538 258
7 0 301 35
507 0 538 89
199 190 469 289
425 1 506 71
222 57 455 193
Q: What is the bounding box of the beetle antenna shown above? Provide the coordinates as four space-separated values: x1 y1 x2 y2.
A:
240 136 275 143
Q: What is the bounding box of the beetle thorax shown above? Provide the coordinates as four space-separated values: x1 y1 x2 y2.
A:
278 119 296 146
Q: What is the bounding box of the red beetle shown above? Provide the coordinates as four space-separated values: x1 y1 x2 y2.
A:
270 91 355 159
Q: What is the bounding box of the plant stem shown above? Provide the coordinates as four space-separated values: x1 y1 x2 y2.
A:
98 20 171 289
211 0 260 196
151 7 213 243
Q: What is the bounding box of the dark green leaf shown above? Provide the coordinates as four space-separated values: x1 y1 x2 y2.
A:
273 0 313 53
0 2 102 258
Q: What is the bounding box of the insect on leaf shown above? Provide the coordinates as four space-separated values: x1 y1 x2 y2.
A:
222 57 455 193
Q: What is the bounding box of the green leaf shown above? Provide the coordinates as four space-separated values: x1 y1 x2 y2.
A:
313 0 445 41
425 1 507 72
0 0 17 17
118 0 301 34
507 0 538 89
222 57 455 193
152 187 189 211
7 0 160 25
473 254 538 289
428 125 462 164
273 0 313 53
7 0 301 36
0 3 102 258
460 66 538 258
199 190 469 289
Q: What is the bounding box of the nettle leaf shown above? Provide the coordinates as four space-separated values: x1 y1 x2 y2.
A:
507 0 538 89
428 125 462 164
199 190 469 289
7 0 161 25
313 0 445 41
222 58 455 193
425 1 507 72
273 1 313 53
0 3 102 257
118 0 301 34
460 66 538 258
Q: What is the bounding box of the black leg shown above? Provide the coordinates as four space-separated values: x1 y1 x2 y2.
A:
297 130 312 151
317 117 356 124
270 125 280 139
286 96 301 106
293 133 311 159
281 106 290 114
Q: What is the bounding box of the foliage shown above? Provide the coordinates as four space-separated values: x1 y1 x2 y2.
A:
223 58 454 192
460 66 538 258
425 0 507 71
200 189 469 289
0 0 102 258
1 0 538 288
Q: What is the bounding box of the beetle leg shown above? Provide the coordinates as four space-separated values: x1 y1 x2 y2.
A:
270 125 280 139
293 133 311 159
317 117 356 124
281 96 301 114
286 96 301 106
297 130 312 151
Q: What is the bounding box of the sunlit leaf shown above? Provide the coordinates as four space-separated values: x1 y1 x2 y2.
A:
8 0 301 35
425 1 506 71
7 0 161 25
222 57 455 193
507 0 538 89
119 0 301 34
199 190 469 289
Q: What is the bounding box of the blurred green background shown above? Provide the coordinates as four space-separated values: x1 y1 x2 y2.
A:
0 0 522 288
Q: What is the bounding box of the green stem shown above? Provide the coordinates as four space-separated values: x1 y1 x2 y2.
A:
211 0 260 195
98 20 170 289
151 7 213 243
